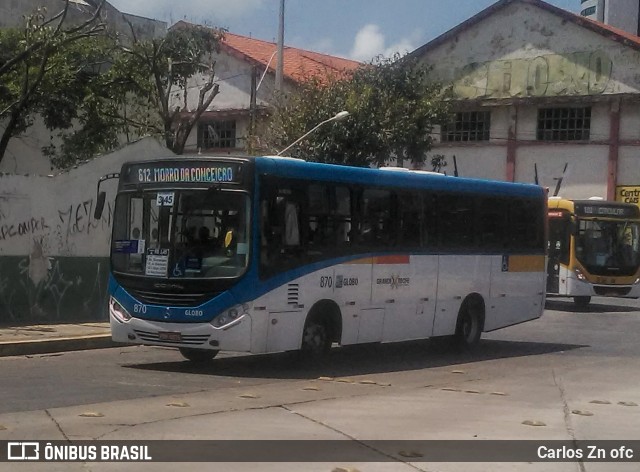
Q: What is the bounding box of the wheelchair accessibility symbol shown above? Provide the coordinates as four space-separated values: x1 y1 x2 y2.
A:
501 255 509 272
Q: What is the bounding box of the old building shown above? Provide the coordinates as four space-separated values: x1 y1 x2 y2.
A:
410 0 640 203
171 23 361 155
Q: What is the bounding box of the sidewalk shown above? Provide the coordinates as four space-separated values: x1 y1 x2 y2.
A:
0 322 114 357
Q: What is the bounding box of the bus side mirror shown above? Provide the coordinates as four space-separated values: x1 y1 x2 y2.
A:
93 172 119 220
94 191 106 220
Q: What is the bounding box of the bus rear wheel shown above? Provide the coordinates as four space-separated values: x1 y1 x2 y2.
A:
454 301 483 348
300 320 331 358
179 347 219 363
573 296 591 308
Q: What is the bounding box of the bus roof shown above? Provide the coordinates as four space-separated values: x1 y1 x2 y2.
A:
254 156 544 198
118 155 545 198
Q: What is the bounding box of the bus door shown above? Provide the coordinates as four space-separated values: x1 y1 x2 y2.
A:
368 190 435 342
547 210 571 294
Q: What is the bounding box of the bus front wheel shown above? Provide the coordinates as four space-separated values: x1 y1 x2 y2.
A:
573 296 591 308
179 347 219 362
300 320 331 358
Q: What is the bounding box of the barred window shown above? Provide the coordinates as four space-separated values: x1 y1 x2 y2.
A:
537 107 591 141
198 120 237 149
442 111 491 142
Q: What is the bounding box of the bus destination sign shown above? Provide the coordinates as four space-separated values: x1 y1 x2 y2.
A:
125 163 242 185
575 202 640 218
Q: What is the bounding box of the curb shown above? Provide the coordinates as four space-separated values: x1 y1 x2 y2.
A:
0 335 118 357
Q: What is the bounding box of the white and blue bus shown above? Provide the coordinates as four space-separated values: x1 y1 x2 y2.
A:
98 156 547 362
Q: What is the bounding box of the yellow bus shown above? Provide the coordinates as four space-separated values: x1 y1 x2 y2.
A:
547 197 640 307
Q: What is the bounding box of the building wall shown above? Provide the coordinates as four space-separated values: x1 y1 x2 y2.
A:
179 51 295 154
0 138 169 324
418 1 640 201
0 118 59 175
581 0 640 35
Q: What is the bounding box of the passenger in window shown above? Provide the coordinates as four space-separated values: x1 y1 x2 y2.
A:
284 202 300 246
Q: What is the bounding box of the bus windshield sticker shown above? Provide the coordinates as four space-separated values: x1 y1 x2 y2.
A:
145 248 169 277
128 163 241 184
113 239 146 254
156 192 175 207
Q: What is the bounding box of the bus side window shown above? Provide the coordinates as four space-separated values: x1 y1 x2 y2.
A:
398 191 422 247
477 197 507 250
259 188 282 272
508 198 543 252
438 193 475 249
361 189 392 247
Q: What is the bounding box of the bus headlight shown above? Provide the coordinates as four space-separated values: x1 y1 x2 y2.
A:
635 278 640 285
212 306 246 328
574 268 587 282
109 297 131 322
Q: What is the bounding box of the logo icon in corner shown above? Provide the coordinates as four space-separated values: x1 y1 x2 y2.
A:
8 442 40 461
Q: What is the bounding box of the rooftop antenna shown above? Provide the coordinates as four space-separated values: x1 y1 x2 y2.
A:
453 155 459 177
534 163 539 185
553 163 568 197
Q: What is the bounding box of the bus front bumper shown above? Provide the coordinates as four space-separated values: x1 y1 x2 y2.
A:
567 274 640 298
110 313 253 353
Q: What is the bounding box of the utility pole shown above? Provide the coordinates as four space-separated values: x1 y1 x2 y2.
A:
275 0 285 92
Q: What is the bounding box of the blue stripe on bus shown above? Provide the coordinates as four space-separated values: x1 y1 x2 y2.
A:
109 249 543 323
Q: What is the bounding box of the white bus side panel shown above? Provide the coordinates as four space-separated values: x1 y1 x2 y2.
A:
485 255 546 331
251 258 373 352
334 261 373 345
267 309 305 352
373 255 438 342
433 255 491 337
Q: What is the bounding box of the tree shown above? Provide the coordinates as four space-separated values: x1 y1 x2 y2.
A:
107 23 225 155
1 8 225 169
265 54 452 168
0 0 107 166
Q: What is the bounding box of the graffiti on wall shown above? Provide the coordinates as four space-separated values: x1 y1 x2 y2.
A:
0 250 109 324
452 50 613 99
0 195 113 251
0 193 113 324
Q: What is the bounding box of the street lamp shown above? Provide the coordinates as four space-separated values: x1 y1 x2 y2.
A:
276 111 350 156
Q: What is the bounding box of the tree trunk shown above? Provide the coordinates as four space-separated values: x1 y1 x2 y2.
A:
0 111 22 166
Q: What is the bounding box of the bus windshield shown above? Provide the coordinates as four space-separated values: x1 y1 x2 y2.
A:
575 219 640 275
112 189 250 279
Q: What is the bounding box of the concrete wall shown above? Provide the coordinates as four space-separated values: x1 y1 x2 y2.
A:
0 138 170 325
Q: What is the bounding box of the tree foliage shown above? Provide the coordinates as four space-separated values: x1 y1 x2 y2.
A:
44 22 225 168
0 0 107 167
1 6 224 169
265 54 452 167
106 22 225 156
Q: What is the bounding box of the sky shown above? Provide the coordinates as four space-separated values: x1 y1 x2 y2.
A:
107 0 580 62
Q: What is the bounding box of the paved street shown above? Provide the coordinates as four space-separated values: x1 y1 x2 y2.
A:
0 297 639 471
